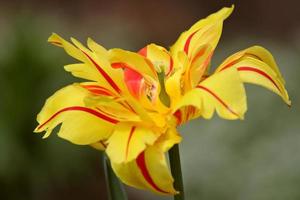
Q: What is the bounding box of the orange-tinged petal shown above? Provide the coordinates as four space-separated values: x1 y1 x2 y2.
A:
106 123 159 163
215 46 290 105
112 53 169 115
123 67 144 98
34 84 116 144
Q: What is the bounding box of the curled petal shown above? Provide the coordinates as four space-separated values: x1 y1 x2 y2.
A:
215 46 290 105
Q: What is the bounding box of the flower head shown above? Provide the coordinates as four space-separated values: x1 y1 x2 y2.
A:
34 5 290 195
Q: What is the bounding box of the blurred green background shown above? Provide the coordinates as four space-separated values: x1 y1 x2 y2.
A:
0 1 299 199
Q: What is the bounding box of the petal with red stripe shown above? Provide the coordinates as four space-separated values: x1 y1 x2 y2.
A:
111 128 180 195
48 33 85 61
171 6 233 57
215 46 290 105
174 67 247 120
34 84 117 145
49 33 126 94
106 123 159 163
71 38 126 94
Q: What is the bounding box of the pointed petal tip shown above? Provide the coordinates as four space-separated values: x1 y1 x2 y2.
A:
48 33 63 46
287 100 292 108
224 4 234 17
33 127 39 133
87 37 93 44
47 32 57 41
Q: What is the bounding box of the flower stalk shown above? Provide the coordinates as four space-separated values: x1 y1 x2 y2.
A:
169 144 185 200
103 154 128 200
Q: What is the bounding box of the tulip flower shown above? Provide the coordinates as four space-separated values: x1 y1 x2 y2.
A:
34 5 290 199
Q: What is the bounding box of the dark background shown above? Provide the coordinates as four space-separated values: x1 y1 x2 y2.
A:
0 0 299 199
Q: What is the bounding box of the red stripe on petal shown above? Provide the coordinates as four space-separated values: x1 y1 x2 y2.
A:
81 51 121 93
37 106 118 130
82 85 114 96
166 55 174 76
184 30 198 54
121 101 137 114
237 66 281 92
196 85 239 117
125 126 136 160
95 107 120 120
136 152 169 194
50 41 62 46
191 47 206 64
219 59 241 71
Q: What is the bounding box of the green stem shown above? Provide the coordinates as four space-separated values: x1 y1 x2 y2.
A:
169 144 185 200
103 154 127 200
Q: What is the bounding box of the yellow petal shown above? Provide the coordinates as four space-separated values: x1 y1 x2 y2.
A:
187 45 213 88
215 46 290 105
48 33 85 61
165 69 182 107
106 123 159 163
71 38 127 94
154 128 182 152
49 33 127 94
175 67 247 120
170 6 234 90
111 128 181 195
171 6 233 57
81 84 141 122
165 51 189 106
34 84 116 144
90 141 107 151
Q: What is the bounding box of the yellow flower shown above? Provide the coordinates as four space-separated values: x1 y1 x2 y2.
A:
34 5 290 195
